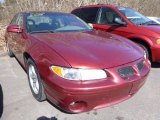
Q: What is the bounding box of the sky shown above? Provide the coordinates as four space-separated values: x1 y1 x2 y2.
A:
0 0 4 3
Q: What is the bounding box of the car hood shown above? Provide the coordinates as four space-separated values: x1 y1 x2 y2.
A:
141 25 160 34
32 30 143 69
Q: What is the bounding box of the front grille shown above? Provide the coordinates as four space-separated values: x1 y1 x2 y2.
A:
137 60 144 71
118 66 135 78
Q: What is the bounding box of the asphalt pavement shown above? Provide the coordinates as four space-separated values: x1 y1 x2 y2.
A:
0 55 160 120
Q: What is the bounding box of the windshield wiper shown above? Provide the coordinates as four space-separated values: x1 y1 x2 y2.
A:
53 29 93 32
29 30 55 34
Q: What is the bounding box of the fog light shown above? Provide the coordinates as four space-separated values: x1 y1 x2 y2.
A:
69 101 87 113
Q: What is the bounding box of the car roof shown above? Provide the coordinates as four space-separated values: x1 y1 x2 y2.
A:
73 4 131 10
18 11 72 16
77 4 117 9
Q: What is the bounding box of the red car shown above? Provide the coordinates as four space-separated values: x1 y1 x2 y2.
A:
71 4 160 62
5 12 150 113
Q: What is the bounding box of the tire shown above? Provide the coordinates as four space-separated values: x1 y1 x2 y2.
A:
27 58 46 102
6 42 14 57
137 43 150 60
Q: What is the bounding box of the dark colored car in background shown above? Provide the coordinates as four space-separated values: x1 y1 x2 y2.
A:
5 12 150 113
71 4 160 62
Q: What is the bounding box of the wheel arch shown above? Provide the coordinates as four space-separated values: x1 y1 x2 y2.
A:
23 52 36 69
24 52 46 101
129 38 152 60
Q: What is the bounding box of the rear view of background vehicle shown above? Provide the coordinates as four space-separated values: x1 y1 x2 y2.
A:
71 4 160 62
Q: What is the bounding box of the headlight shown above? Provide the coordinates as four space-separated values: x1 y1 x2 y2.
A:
156 39 160 44
50 66 107 81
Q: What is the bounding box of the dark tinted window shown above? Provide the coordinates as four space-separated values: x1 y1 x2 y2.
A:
98 8 124 25
72 7 99 23
71 9 80 16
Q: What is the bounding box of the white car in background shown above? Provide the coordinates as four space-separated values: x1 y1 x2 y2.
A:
148 17 160 24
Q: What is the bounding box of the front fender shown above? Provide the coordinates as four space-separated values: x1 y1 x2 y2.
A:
127 35 153 47
26 39 71 82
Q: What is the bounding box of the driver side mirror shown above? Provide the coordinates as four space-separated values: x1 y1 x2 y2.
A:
114 18 127 26
7 25 23 33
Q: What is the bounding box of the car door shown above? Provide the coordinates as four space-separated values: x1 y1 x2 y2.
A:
13 13 27 64
7 14 19 54
93 7 132 37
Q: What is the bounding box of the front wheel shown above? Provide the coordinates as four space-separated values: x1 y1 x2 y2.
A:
27 58 46 102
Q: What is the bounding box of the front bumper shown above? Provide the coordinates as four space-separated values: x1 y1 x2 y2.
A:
44 58 150 113
151 45 160 62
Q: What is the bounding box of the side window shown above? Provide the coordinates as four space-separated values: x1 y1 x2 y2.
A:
10 14 18 25
77 8 99 23
98 8 125 25
71 9 80 17
17 14 23 27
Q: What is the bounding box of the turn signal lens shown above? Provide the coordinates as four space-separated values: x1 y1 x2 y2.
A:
156 39 160 44
50 66 63 77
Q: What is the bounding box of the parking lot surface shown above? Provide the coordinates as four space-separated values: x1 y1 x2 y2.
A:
0 55 160 120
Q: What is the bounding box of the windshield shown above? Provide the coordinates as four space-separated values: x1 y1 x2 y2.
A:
156 18 160 22
26 12 92 33
117 7 156 25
